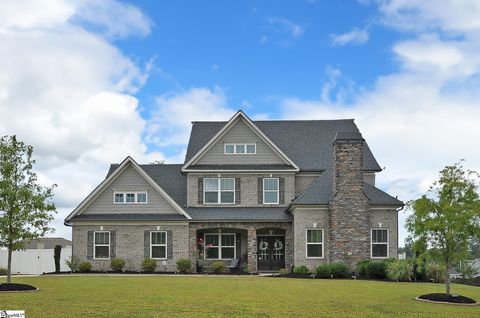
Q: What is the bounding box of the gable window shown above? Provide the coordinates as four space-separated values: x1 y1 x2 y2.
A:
371 228 389 258
150 231 167 259
306 229 323 258
263 178 279 204
94 231 110 259
204 233 236 260
113 192 148 204
204 178 235 204
224 143 256 154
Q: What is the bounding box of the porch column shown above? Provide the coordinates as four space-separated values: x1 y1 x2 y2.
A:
189 225 199 273
285 223 294 270
247 228 257 273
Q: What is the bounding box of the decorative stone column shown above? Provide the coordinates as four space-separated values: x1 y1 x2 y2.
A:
284 223 294 270
188 225 199 273
247 228 257 273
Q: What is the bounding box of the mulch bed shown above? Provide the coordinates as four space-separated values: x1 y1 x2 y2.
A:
273 273 317 279
417 293 477 305
0 283 37 292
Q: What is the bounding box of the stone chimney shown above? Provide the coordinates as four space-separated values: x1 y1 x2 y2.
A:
329 132 370 265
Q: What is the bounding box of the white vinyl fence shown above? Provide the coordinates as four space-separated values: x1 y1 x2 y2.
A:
0 246 72 275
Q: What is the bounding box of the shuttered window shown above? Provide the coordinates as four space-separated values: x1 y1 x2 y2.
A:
151 231 167 259
94 231 110 259
204 178 235 204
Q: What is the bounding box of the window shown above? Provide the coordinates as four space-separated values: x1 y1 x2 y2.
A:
224 143 256 154
371 229 389 258
263 178 279 204
306 229 323 258
113 192 148 204
151 231 167 259
204 233 236 259
203 178 235 204
94 231 110 259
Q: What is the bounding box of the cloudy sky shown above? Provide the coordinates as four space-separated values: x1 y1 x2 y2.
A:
1 0 479 245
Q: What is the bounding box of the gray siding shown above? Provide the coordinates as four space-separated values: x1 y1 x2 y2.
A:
83 164 179 215
369 209 398 259
187 173 295 207
364 173 376 186
295 174 319 196
196 119 286 165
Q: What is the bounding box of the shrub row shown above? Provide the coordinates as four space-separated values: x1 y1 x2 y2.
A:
292 262 350 278
64 258 194 273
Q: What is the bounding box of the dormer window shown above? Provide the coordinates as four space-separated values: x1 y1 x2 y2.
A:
114 191 148 204
224 143 256 155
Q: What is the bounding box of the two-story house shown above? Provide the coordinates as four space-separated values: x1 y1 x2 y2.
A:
65 110 403 273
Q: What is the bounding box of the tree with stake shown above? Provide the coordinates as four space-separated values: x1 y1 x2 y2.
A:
406 161 480 296
0 135 56 283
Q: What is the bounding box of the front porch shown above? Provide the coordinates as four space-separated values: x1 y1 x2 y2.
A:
189 222 293 273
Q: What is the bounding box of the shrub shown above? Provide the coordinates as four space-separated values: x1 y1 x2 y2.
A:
329 262 350 278
65 255 81 272
176 259 192 273
366 261 388 279
316 264 331 278
79 262 92 272
110 258 126 272
356 259 371 277
387 260 413 281
242 263 249 274
426 262 446 283
293 265 310 274
54 245 62 273
143 258 157 272
212 261 226 274
0 267 7 275
278 268 289 275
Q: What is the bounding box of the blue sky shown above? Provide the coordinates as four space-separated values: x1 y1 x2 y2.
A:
1 0 480 244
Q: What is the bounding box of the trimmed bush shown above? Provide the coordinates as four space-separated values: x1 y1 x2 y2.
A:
143 258 157 272
293 265 310 274
54 245 62 273
0 267 7 275
356 259 371 277
329 262 350 278
366 261 388 279
316 264 331 278
65 256 81 273
79 262 92 273
426 262 446 283
387 260 413 281
176 259 192 273
110 258 126 272
212 261 226 274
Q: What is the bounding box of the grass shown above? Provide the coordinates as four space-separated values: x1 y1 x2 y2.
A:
0 275 479 317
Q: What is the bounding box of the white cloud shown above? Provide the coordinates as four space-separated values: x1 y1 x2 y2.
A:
0 0 155 239
263 17 305 45
331 27 369 46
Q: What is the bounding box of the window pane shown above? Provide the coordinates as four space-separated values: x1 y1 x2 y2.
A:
236 144 245 153
221 247 235 259
246 144 256 153
137 193 147 203
307 244 322 258
204 192 218 203
95 246 109 258
372 230 387 243
372 244 388 257
152 246 166 259
221 234 235 246
307 230 322 243
225 144 234 154
204 178 218 191
206 247 219 259
95 232 109 245
151 232 166 245
205 235 219 246
114 193 124 203
220 178 234 190
126 193 135 202
221 191 234 203
264 191 278 203
264 178 278 190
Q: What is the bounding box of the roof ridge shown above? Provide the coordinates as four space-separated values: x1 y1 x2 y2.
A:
192 119 355 123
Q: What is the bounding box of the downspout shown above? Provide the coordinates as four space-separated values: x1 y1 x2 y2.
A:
396 205 405 258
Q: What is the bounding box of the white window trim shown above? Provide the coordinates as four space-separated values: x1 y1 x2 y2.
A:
306 229 324 259
224 143 256 155
203 178 235 204
150 231 167 260
204 233 236 260
263 178 279 204
113 191 148 204
93 231 110 260
371 228 389 259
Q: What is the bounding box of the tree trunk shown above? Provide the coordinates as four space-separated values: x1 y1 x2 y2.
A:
7 244 12 283
445 265 450 296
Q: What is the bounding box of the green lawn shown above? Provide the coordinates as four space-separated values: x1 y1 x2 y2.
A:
0 276 479 317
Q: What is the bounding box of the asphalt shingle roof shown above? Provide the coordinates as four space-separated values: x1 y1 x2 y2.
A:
186 207 291 221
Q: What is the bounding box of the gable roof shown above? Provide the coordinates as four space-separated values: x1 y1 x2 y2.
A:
182 111 299 171
185 117 381 172
65 157 191 224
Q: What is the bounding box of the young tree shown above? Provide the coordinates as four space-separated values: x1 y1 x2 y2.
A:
0 135 56 283
406 161 480 295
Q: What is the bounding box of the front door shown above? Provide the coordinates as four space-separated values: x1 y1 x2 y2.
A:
257 236 285 271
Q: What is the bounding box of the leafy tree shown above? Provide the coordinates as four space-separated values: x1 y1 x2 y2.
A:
0 135 56 283
406 161 480 295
